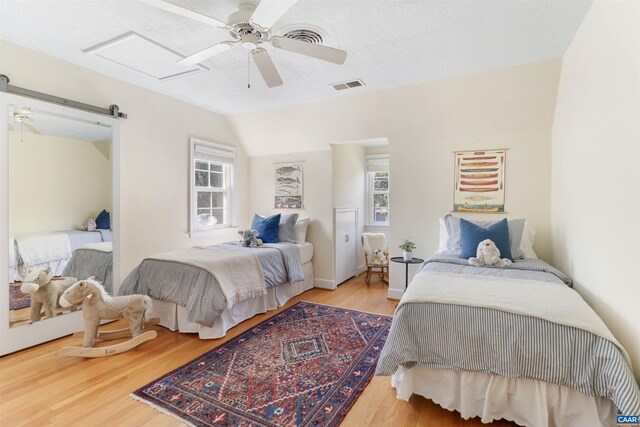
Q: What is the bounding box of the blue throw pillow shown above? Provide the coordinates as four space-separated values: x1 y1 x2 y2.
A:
95 209 110 230
459 218 513 260
251 214 281 244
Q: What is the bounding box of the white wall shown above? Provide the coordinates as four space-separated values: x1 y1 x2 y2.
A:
9 132 111 234
247 151 333 285
1 41 248 276
551 1 640 380
332 144 366 273
228 60 561 293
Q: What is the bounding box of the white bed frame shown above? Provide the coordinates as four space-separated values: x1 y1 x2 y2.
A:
150 261 314 339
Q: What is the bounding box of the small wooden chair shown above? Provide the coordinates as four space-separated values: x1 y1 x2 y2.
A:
362 233 389 286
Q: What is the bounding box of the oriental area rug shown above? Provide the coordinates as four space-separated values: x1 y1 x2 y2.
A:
10 284 30 310
132 301 392 427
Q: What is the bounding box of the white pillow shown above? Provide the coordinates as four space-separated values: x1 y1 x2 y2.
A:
294 216 310 243
520 223 538 259
437 217 457 254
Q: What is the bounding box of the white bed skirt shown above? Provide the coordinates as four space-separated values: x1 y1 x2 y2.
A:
10 259 69 283
391 365 616 427
150 261 314 339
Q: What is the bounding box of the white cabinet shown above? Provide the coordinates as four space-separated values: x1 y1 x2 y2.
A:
335 208 357 286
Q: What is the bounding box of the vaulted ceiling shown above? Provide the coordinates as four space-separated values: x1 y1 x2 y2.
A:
0 0 592 115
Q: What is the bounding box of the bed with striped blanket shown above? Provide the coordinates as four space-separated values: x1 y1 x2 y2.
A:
376 255 640 426
119 242 308 334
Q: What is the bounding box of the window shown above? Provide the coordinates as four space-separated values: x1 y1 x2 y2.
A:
366 156 389 226
190 139 236 235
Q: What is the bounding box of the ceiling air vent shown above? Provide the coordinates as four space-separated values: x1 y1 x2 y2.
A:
283 28 324 44
331 79 365 91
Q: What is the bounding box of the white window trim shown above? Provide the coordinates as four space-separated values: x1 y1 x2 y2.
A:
189 138 237 237
365 154 389 227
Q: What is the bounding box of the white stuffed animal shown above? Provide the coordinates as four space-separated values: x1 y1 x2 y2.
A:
371 248 387 265
468 239 513 268
238 229 263 248
81 218 97 231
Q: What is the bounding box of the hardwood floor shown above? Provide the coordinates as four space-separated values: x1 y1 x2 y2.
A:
0 274 518 427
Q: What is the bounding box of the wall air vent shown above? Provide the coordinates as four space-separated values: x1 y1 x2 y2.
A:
331 79 365 91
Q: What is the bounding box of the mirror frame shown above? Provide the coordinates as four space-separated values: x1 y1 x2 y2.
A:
0 92 121 355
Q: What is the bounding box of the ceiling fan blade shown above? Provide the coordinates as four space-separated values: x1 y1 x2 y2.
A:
270 36 347 65
178 42 235 66
139 0 229 29
252 48 283 88
23 122 43 136
249 0 299 32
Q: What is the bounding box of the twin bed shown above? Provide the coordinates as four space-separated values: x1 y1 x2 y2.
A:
120 242 313 339
375 217 640 427
120 214 314 339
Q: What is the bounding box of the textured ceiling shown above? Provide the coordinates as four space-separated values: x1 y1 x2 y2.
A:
0 0 592 115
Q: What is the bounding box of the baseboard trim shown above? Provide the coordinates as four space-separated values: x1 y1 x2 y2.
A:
356 264 366 275
314 278 336 289
387 288 404 300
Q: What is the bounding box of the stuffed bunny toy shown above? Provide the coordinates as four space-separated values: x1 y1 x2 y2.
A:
468 239 513 267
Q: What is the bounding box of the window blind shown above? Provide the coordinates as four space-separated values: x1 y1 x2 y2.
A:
366 157 389 172
194 143 235 164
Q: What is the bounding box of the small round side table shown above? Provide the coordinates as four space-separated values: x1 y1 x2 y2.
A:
390 257 424 290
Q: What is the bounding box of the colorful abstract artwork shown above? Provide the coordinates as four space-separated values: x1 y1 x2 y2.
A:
454 149 506 213
131 301 391 427
274 163 303 209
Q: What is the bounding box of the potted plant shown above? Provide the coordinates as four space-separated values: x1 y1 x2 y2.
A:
399 239 416 261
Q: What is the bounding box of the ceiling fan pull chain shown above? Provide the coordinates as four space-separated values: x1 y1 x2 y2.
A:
247 50 251 89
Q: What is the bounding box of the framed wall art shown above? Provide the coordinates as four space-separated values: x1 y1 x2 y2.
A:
274 163 303 209
453 149 506 213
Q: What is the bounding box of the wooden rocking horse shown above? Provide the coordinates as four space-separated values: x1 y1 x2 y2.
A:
57 278 158 358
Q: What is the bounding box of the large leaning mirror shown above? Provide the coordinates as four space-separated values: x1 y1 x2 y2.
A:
0 93 120 354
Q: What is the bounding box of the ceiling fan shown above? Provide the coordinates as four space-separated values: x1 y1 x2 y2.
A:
140 0 348 87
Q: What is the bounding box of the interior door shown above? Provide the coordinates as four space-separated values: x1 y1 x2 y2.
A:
335 208 356 285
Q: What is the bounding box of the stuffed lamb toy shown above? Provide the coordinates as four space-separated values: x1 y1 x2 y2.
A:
468 239 513 268
371 248 386 264
238 229 263 248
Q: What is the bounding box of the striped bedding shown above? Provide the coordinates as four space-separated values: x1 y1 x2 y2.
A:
62 243 113 293
375 257 640 415
118 242 304 327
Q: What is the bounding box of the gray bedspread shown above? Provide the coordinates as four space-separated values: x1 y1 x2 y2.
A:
62 248 113 293
119 242 304 327
376 257 640 415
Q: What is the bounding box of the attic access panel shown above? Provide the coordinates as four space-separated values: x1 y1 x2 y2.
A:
84 31 208 81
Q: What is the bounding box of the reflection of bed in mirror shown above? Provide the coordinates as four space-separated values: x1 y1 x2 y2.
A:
62 241 113 292
9 229 112 281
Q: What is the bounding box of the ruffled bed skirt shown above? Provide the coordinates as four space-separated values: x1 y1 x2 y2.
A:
391 365 616 427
